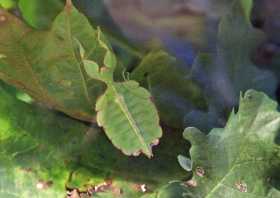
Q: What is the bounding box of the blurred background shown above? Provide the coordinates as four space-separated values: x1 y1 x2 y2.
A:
2 0 279 64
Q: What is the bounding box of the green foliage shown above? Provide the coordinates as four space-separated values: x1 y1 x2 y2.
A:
0 1 162 157
0 0 280 197
202 0 275 99
172 90 280 198
217 0 275 96
0 85 88 197
79 28 162 157
0 0 17 10
0 1 106 123
18 0 64 29
131 51 207 128
0 85 187 197
185 0 277 132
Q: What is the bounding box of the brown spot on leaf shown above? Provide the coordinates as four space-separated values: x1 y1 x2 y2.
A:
235 181 247 192
132 183 149 193
0 15 6 22
82 180 113 195
140 184 147 192
151 139 159 147
195 167 205 177
132 150 141 156
100 66 109 73
95 181 112 192
36 180 53 190
20 167 33 173
111 186 123 196
69 189 81 198
183 179 197 188
149 96 155 103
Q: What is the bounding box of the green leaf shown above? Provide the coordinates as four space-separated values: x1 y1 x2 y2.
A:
0 2 163 157
178 90 280 197
104 50 117 69
217 0 276 96
78 30 162 157
0 2 108 123
0 86 89 197
239 0 253 23
96 81 162 158
18 0 64 29
190 0 277 121
0 84 188 197
83 59 100 80
80 29 116 83
131 50 207 128
0 0 16 10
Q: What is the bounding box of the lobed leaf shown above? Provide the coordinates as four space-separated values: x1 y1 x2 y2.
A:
188 0 277 130
175 90 280 198
213 0 276 105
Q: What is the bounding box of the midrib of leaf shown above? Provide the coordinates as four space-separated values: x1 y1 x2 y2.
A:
109 83 151 156
65 9 91 106
204 104 268 198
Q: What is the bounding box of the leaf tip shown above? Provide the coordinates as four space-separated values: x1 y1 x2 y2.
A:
143 147 153 159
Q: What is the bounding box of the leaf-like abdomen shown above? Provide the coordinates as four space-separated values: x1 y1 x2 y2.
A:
96 81 162 157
